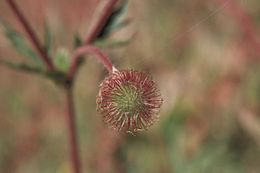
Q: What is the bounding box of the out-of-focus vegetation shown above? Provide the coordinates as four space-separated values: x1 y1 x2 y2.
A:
0 0 260 172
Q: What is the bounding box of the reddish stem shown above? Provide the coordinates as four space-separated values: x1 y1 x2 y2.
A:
65 86 81 173
67 45 114 78
5 0 54 71
84 0 119 44
67 0 118 78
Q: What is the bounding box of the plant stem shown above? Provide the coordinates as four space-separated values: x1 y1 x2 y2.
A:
5 0 54 71
84 0 119 44
64 0 119 168
65 85 81 173
68 0 118 78
67 45 115 78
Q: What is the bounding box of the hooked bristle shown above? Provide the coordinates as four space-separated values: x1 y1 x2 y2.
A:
96 69 163 133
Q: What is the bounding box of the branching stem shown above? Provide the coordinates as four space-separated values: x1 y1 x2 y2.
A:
5 1 119 173
5 0 54 71
67 45 115 78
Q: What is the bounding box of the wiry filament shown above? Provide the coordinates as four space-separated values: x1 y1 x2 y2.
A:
96 69 163 133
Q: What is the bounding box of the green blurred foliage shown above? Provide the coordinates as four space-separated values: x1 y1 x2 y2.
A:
0 20 43 66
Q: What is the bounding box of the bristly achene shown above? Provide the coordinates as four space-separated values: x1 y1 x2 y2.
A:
96 69 163 133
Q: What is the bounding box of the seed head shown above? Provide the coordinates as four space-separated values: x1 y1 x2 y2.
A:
96 69 163 133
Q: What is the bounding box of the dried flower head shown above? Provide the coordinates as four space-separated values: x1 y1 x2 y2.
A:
96 69 163 133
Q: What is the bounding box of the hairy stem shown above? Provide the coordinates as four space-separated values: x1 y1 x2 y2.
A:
84 0 119 44
5 0 54 71
65 86 81 173
67 45 115 78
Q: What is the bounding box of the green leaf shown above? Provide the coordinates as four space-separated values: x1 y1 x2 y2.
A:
97 0 129 40
0 58 43 74
44 22 52 55
0 20 43 66
0 58 68 87
94 33 135 48
73 34 82 48
72 34 85 75
53 48 70 72
107 18 131 32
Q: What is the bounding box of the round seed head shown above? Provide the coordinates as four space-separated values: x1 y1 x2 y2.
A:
96 69 163 133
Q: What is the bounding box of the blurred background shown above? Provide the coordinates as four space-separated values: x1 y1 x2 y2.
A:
0 0 260 172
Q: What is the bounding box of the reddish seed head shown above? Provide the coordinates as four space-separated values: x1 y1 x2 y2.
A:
96 69 163 133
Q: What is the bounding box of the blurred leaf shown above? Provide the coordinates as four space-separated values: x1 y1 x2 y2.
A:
94 33 135 48
97 0 129 40
0 20 43 66
44 70 67 87
108 18 131 32
53 48 70 73
160 101 191 144
179 142 244 173
73 34 85 74
73 34 82 48
44 22 52 54
0 58 69 87
243 66 260 106
0 58 43 74
0 57 68 86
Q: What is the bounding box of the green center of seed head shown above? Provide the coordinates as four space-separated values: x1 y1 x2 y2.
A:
113 84 143 116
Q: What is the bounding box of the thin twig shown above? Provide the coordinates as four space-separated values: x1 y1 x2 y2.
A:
67 45 115 78
84 0 119 44
5 0 54 71
65 86 81 173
